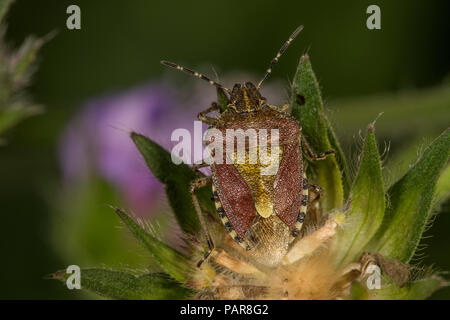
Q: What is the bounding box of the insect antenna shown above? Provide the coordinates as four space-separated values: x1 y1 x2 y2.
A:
256 25 304 89
161 60 231 94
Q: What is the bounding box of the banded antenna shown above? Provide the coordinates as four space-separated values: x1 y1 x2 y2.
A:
161 60 231 94
257 25 304 89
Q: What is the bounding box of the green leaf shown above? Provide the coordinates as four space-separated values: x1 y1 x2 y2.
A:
216 87 228 112
0 0 12 23
50 268 192 300
325 117 351 198
115 207 192 283
0 103 41 134
368 276 446 300
291 54 343 212
434 164 450 207
131 132 214 235
333 124 385 267
366 128 450 262
11 35 50 86
52 177 149 268
350 281 368 300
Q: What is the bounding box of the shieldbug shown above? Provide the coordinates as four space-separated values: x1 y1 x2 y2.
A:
161 25 334 268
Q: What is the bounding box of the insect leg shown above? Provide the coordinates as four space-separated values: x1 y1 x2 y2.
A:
192 163 209 176
301 135 335 161
212 249 263 276
190 176 215 268
267 104 290 113
308 182 322 203
304 181 324 227
289 171 309 243
278 104 290 113
283 214 343 265
198 102 220 126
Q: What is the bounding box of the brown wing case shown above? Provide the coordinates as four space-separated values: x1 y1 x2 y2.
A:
273 142 303 230
212 163 256 238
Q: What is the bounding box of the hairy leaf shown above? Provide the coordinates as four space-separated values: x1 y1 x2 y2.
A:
366 128 450 262
291 54 343 212
0 103 41 134
350 281 369 300
334 124 385 267
325 117 351 198
131 132 214 235
11 35 50 86
50 268 191 300
217 87 228 112
434 164 450 207
115 207 192 283
369 276 446 300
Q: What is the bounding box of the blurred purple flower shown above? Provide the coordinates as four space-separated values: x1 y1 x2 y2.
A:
60 82 204 217
59 76 285 217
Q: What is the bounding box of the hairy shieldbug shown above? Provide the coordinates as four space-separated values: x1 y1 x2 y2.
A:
161 25 334 268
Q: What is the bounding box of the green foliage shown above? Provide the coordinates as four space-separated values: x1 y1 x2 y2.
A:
435 165 450 207
291 54 345 212
350 281 369 300
369 276 446 300
0 0 12 22
334 125 385 267
0 104 40 137
52 177 148 268
325 117 351 198
114 207 192 283
366 129 450 263
216 87 228 112
50 268 191 300
0 1 47 139
131 132 212 235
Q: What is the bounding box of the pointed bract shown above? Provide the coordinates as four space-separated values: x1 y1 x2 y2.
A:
115 207 192 283
366 129 450 262
434 164 450 207
291 54 344 212
131 132 214 235
333 124 385 267
51 268 192 300
369 276 447 300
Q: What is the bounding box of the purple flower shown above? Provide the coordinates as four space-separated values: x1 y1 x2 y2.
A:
60 83 198 217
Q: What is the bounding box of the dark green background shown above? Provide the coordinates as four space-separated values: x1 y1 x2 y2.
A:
0 0 449 299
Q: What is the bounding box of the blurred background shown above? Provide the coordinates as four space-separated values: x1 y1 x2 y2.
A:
0 0 449 299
